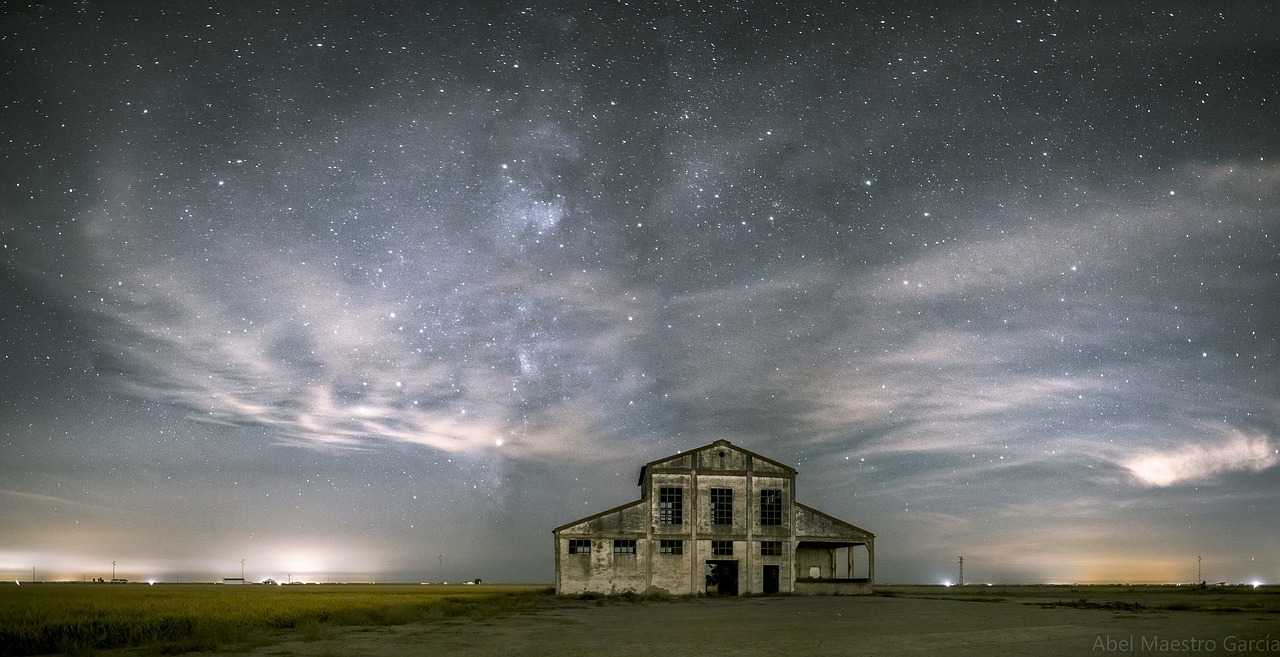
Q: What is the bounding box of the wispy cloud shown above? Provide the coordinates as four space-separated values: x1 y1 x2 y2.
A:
1124 429 1277 486
71 235 652 457
0 489 121 515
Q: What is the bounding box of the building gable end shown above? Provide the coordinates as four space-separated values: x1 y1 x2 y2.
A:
637 440 796 484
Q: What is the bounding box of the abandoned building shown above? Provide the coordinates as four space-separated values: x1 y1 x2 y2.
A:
553 439 875 596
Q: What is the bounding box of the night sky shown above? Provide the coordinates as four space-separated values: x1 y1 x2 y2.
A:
3 1 1277 586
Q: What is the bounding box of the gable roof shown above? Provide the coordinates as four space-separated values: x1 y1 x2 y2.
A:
637 439 797 485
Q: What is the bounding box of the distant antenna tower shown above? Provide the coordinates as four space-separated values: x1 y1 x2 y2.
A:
958 556 964 586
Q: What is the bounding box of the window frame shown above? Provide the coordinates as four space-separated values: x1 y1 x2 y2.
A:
612 539 637 555
659 539 683 555
658 487 683 525
759 489 783 526
567 539 591 555
760 540 783 556
711 540 734 556
710 487 734 525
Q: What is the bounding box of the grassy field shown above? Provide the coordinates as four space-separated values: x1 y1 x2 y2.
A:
877 583 1280 612
4 583 1276 656
0 582 553 656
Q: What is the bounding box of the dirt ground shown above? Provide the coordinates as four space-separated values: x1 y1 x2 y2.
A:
238 593 1279 657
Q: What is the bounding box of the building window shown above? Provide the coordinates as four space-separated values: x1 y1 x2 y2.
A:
712 540 734 556
760 489 783 526
760 541 783 556
710 488 733 525
613 539 637 555
659 540 683 555
568 539 591 555
659 487 683 525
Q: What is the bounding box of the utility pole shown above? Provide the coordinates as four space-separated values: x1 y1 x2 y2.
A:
438 554 443 583
958 556 964 586
241 559 245 580
1198 556 1202 583
112 560 116 580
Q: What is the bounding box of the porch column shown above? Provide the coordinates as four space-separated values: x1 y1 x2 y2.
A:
868 537 875 584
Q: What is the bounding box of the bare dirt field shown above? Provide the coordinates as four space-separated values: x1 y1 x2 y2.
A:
229 587 1279 657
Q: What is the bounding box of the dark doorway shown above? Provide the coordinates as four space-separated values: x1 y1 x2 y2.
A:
706 560 739 596
763 565 779 594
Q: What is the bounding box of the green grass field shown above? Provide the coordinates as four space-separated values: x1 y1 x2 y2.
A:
0 582 553 656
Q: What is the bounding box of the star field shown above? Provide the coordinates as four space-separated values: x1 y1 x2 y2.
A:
2 1 1277 585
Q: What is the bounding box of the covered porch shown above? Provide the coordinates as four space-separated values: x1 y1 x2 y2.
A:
793 537 874 595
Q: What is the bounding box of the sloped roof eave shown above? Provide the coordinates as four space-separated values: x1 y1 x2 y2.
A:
795 501 876 539
636 440 798 486
552 498 647 534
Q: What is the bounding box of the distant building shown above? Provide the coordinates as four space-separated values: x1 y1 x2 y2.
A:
553 440 875 596
222 577 246 585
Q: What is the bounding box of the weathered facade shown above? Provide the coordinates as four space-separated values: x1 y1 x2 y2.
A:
553 440 875 596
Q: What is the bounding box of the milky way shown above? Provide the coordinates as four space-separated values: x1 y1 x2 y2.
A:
2 2 1277 584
